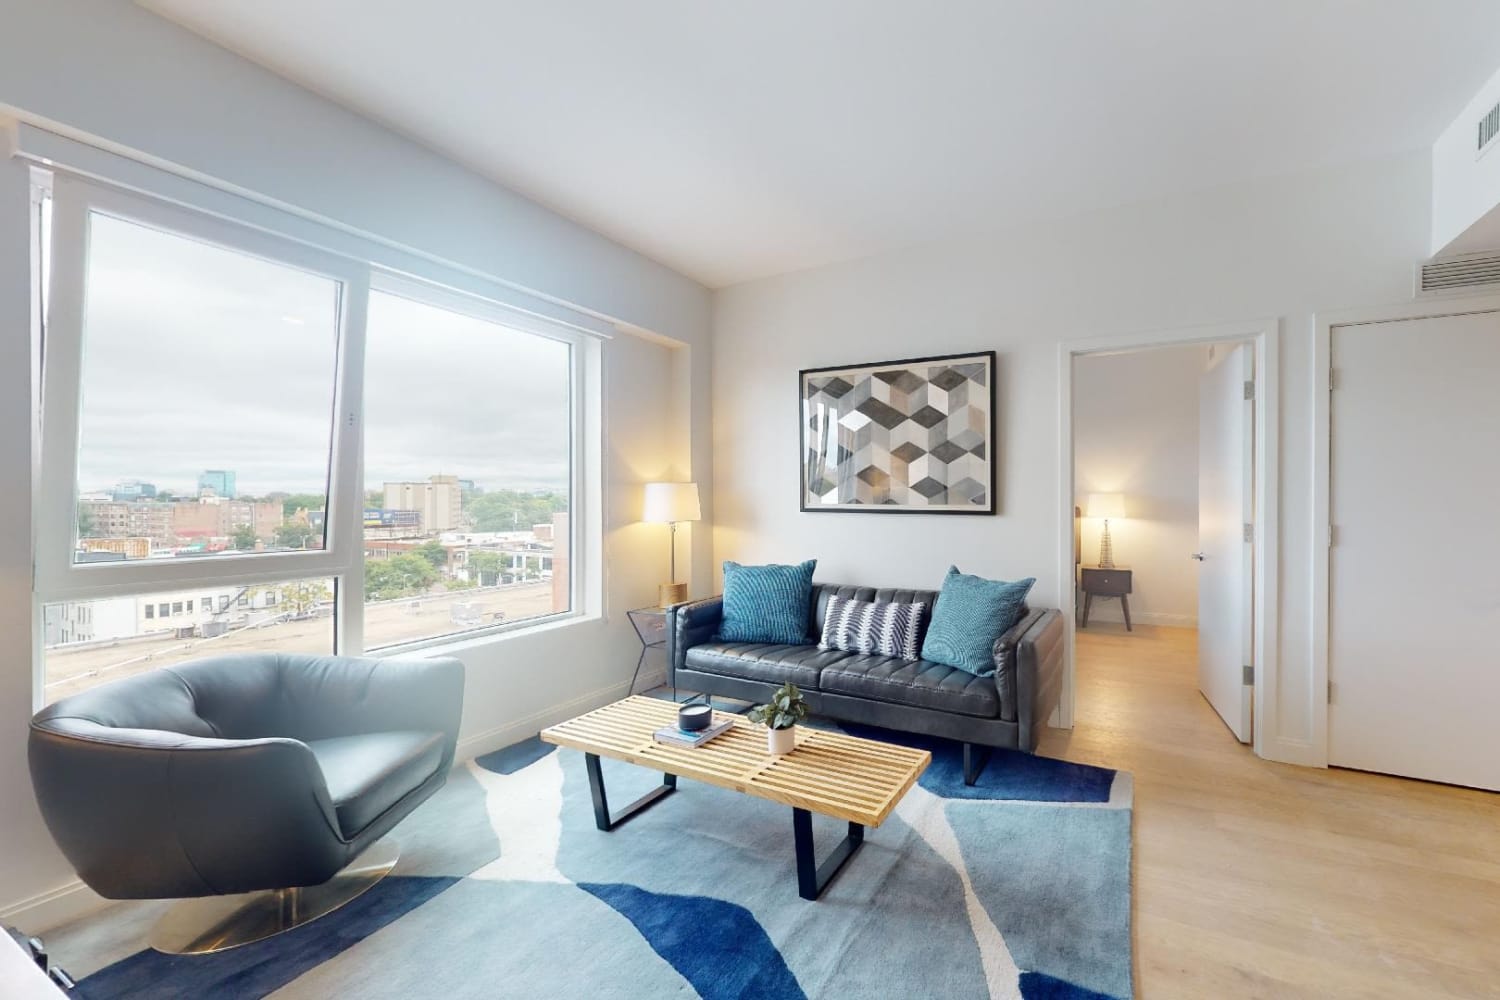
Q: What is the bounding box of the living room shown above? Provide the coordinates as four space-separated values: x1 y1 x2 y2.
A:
3 2 1499 998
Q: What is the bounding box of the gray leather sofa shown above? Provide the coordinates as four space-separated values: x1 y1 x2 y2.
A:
670 583 1064 783
28 653 464 902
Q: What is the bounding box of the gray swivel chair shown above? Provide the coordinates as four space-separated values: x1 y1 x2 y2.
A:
28 652 464 954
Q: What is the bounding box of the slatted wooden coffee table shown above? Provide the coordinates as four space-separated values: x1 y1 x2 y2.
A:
540 696 931 899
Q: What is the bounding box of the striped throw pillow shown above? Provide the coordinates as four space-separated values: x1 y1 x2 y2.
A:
819 595 927 660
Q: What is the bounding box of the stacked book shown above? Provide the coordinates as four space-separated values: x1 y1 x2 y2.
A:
653 719 734 749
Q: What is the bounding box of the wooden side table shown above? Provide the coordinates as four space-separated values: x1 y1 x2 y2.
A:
1079 565 1133 631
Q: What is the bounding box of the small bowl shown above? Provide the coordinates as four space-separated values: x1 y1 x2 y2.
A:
678 703 713 732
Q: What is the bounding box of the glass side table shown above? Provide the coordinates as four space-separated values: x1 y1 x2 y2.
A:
626 606 670 697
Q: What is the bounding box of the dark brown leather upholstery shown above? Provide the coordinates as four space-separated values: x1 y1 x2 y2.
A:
670 581 1064 753
28 653 464 900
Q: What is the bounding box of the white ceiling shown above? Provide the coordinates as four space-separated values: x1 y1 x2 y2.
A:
140 1 1500 288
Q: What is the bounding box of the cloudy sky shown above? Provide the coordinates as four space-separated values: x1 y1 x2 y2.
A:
74 213 571 499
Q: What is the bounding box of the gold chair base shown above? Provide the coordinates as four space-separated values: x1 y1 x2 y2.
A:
148 839 400 955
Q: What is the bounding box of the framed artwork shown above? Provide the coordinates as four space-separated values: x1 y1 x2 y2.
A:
799 350 996 514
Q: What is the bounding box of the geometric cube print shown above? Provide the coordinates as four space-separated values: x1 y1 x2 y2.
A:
801 352 993 511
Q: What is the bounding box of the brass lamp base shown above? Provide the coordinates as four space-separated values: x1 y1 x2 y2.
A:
658 582 687 607
148 839 400 955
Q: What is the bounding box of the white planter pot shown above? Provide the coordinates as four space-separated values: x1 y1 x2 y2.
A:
767 726 797 755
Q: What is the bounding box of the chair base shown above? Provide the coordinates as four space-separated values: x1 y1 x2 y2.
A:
148 839 400 955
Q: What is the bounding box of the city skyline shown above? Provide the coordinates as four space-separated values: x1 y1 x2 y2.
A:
73 215 573 496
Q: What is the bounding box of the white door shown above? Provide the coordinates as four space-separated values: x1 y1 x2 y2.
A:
1197 344 1254 743
1329 312 1500 791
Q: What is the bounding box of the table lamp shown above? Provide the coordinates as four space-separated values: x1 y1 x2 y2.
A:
1086 492 1126 568
643 482 700 606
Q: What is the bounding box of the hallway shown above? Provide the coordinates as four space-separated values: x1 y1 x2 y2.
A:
1041 625 1500 998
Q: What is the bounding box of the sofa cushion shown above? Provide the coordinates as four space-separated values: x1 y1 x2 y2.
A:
719 559 817 645
819 594 928 660
684 642 849 690
819 655 1002 718
921 566 1036 675
307 730 445 838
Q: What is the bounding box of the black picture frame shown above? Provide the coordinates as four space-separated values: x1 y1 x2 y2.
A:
799 350 997 515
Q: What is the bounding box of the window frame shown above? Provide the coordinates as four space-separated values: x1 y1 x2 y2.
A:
36 176 367 603
34 173 595 702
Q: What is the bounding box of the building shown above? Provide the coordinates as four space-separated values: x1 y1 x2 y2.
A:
78 500 174 546
197 469 237 498
80 537 151 560
171 498 281 545
383 475 462 532
110 480 157 501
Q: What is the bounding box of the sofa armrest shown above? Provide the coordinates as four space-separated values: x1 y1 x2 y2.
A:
1004 608 1065 751
669 596 724 686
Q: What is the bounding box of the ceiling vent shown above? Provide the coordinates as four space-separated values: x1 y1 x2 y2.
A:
1480 100 1500 157
1417 250 1500 296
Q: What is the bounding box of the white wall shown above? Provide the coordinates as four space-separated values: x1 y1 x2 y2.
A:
0 0 710 929
712 149 1431 770
1073 345 1204 627
1433 63 1500 254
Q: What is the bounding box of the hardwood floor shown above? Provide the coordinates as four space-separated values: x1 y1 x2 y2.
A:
1038 624 1500 999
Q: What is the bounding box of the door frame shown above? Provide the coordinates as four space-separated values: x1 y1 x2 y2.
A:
1056 318 1279 762
1312 294 1500 768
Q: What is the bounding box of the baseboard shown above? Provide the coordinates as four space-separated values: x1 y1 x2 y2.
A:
0 878 106 934
1081 610 1197 628
454 667 669 763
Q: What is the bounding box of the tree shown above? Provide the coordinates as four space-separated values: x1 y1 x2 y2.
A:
466 490 568 533
411 539 448 571
264 580 331 618
467 551 505 586
77 504 97 539
231 525 259 550
364 554 438 601
274 522 316 549
280 493 326 519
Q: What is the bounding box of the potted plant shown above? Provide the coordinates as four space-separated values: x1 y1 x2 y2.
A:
747 682 809 755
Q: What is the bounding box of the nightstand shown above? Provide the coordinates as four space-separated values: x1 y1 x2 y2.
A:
1079 565 1132 631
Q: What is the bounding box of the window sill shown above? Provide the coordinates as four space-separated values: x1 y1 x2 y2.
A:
368 609 603 660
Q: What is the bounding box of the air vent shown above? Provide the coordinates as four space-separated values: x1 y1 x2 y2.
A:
1418 250 1500 296
1481 100 1500 156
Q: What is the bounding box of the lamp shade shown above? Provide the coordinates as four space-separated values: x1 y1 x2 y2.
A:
643 482 701 523
1086 492 1126 519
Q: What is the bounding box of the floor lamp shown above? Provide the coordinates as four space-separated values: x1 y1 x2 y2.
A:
643 482 700 607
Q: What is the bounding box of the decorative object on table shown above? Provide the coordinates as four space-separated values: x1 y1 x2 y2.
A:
642 481 700 607
652 717 734 749
1079 565 1133 631
677 701 713 731
718 559 817 645
819 593 928 659
746 682 810 755
1086 492 1126 569
799 350 996 513
625 606 669 696
920 565 1036 676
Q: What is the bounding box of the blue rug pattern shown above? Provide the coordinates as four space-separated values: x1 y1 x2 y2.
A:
52 721 1133 999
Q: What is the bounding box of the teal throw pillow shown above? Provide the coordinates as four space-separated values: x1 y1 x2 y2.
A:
920 566 1035 675
719 559 817 645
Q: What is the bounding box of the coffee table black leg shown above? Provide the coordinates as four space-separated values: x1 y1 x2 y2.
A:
792 808 865 900
584 753 676 832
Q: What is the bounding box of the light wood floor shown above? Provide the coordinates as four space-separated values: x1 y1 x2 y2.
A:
1038 624 1500 999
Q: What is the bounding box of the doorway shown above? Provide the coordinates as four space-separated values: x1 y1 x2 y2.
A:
1055 321 1279 758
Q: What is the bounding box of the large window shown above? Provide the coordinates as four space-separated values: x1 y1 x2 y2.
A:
35 176 591 703
361 289 573 648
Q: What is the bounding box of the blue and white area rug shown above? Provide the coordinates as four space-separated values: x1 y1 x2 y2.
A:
53 724 1133 999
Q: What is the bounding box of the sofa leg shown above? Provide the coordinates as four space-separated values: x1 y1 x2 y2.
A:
963 743 992 786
